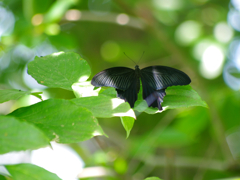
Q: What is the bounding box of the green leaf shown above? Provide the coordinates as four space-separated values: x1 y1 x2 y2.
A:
5 163 61 180
120 116 135 139
30 92 43 101
0 116 49 154
27 52 91 91
71 96 136 118
0 175 7 180
0 89 31 103
163 85 208 109
144 177 162 180
9 99 105 143
134 85 207 114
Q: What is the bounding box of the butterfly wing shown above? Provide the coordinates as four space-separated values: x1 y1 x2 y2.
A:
141 66 191 110
91 67 140 108
91 67 135 90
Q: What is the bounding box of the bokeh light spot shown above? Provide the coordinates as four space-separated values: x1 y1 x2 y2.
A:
214 22 233 43
200 45 224 79
228 9 240 32
65 9 81 21
116 14 129 25
152 0 183 10
0 6 15 37
45 23 60 35
31 14 43 26
231 0 240 11
175 20 201 46
192 39 212 60
100 41 120 62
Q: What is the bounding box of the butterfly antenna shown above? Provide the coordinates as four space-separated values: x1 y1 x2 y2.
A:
123 52 137 65
137 51 145 64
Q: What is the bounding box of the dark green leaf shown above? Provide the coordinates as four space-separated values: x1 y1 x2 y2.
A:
9 99 105 143
5 163 61 180
0 116 49 154
27 52 91 91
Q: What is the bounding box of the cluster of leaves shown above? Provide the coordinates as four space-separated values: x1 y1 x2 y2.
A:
0 52 207 179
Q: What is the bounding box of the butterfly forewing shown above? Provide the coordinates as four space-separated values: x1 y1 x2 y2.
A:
91 67 135 90
140 66 191 90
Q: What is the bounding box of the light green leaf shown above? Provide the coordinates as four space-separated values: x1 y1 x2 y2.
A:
144 177 162 180
27 52 91 91
9 99 105 143
0 116 49 154
71 96 136 119
5 163 61 180
120 116 135 139
0 89 31 103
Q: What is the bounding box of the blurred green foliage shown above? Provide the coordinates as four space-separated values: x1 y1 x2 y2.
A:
1 0 240 179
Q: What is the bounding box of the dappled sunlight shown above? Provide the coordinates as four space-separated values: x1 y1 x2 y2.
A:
78 75 89 82
111 98 126 109
72 82 100 97
32 142 84 180
113 109 136 119
52 52 64 57
93 130 104 136
78 166 112 179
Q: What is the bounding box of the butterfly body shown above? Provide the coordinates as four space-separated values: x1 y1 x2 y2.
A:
91 65 191 110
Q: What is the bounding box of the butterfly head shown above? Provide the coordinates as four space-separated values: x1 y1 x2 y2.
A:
135 65 140 70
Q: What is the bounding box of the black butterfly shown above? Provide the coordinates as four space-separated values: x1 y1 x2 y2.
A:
91 65 191 110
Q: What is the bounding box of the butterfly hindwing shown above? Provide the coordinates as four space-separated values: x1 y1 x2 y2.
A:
140 66 191 90
141 66 191 110
142 77 166 110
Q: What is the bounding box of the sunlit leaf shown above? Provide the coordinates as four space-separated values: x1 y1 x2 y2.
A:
5 163 61 180
28 52 91 91
0 116 49 154
71 96 136 119
120 116 135 139
0 89 31 103
9 99 105 143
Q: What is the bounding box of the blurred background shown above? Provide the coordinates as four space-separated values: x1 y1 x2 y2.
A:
0 0 240 179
